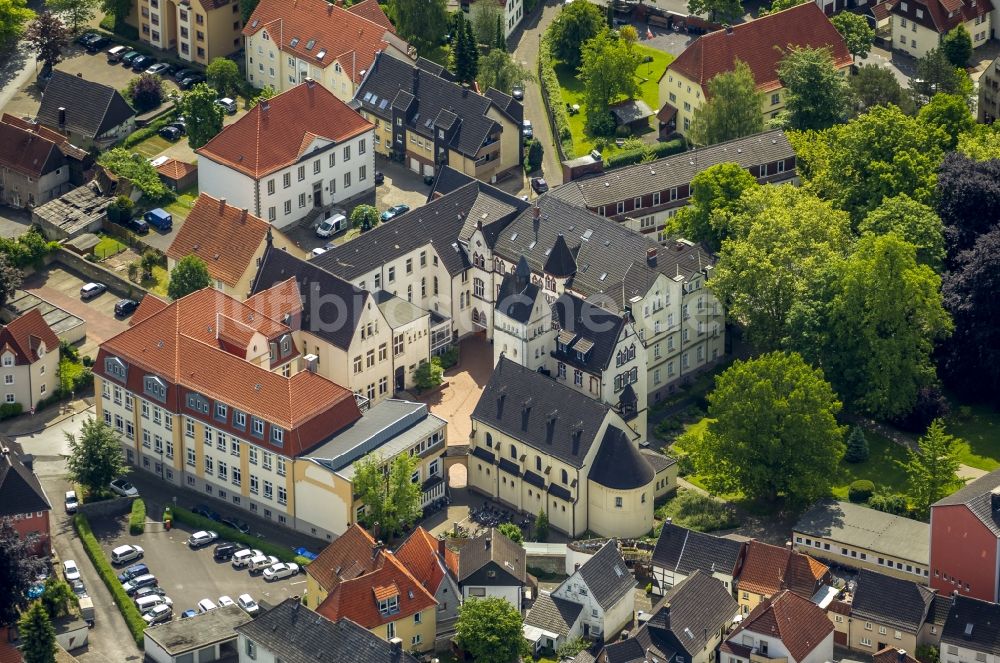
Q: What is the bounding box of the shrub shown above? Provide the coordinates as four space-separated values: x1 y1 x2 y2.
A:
168 506 307 565
414 357 444 391
0 402 22 420
535 508 549 541
644 582 653 594
658 490 738 532
74 513 146 647
438 346 460 370
605 147 647 169
0 227 58 269
98 148 173 203
128 498 146 535
648 138 686 158
121 111 178 150
538 32 574 158
869 491 909 515
848 479 876 503
893 386 951 433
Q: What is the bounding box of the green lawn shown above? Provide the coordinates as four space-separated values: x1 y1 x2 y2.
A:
142 265 169 297
94 235 127 261
132 135 172 159
162 187 198 221
939 400 1000 471
555 45 674 158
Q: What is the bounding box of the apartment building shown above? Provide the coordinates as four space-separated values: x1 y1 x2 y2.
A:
890 0 991 59
196 80 374 229
352 52 523 182
0 309 60 411
243 0 407 102
127 0 242 65
657 3 851 137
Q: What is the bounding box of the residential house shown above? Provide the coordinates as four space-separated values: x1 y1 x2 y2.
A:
524 540 635 651
549 130 797 239
469 358 657 538
0 114 87 209
125 0 243 66
37 71 136 148
243 0 408 102
599 570 739 663
395 527 461 642
235 598 421 663
457 527 528 611
143 604 252 663
930 469 1000 601
352 52 523 181
848 570 936 655
0 439 51 555
792 500 930 583
657 3 851 136
722 591 835 663
305 524 438 652
651 522 746 595
980 55 1000 123
167 194 303 297
889 0 991 60
196 79 374 229
940 595 1000 663
736 540 830 615
0 309 60 411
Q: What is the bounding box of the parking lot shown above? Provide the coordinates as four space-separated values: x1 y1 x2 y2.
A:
91 518 306 618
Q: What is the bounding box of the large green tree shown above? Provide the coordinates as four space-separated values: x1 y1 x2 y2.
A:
850 64 912 113
478 49 532 94
912 47 973 101
688 0 742 23
206 57 242 98
690 351 845 504
670 162 759 251
0 0 34 45
126 72 166 112
0 519 47 626
167 254 210 300
777 46 851 131
918 92 974 151
710 185 851 350
470 0 502 48
181 83 224 149
690 60 763 146
66 418 127 496
821 233 952 419
455 597 529 663
549 0 604 69
958 123 1000 160
98 0 129 28
942 24 972 68
858 194 945 269
25 11 69 71
903 419 962 518
18 602 56 663
351 204 380 231
0 253 23 310
353 452 422 539
580 28 641 134
98 148 170 201
390 0 447 51
831 11 875 60
48 0 96 34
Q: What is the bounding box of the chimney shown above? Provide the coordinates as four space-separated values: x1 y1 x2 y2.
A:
240 208 248 224
533 204 541 221
20 453 34 472
372 540 385 559
725 24 734 34
389 637 403 653
260 101 270 112
438 537 447 558
58 107 66 127
218 197 226 213
647 247 657 267
304 77 315 88
666 517 672 524
485 537 491 550
574 563 581 571
412 65 420 96
785 540 792 549
898 650 908 663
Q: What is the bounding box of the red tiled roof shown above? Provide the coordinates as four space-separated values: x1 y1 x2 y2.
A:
308 524 381 591
665 2 852 93
395 526 457 595
167 194 271 288
738 540 829 599
890 0 990 35
0 310 59 365
130 295 168 326
373 583 399 601
196 81 372 179
0 115 65 179
243 0 395 76
729 591 834 663
155 157 197 181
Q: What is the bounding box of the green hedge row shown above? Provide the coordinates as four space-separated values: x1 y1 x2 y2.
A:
73 514 146 647
605 138 687 170
168 506 312 567
122 110 178 149
129 499 146 535
538 32 575 160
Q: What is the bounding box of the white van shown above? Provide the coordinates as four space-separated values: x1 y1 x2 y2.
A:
135 595 172 614
197 598 217 613
106 45 127 62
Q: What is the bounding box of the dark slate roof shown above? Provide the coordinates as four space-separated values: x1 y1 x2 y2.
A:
651 522 744 578
496 266 541 324
484 88 523 125
588 427 654 490
37 70 135 139
932 469 1000 536
574 540 635 611
314 179 527 279
602 624 674 663
551 293 626 374
929 595 953 627
354 52 514 158
549 130 795 209
641 449 678 473
249 243 368 351
235 598 419 663
428 165 477 200
941 595 1000 655
472 357 611 469
0 439 51 517
414 56 448 77
493 196 715 312
457 527 527 583
544 233 576 277
851 569 934 633
524 592 583 638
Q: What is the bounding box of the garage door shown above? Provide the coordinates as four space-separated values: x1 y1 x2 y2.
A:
423 164 435 177
409 157 421 173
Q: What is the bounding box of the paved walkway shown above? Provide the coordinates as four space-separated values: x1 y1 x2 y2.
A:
415 336 493 447
0 397 93 436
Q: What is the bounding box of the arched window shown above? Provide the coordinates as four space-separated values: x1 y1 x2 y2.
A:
485 433 493 448
536 456 542 471
561 469 568 484
510 444 517 459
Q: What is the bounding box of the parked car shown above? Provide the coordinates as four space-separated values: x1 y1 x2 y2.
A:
64 490 78 514
135 595 172 614
213 542 248 561
76 32 99 46
315 212 347 238
180 609 198 619
159 125 182 141
110 544 144 566
62 560 80 582
374 170 384 185
217 596 235 608
530 177 549 194
142 603 172 625
80 282 107 300
215 97 237 114
117 563 149 583
118 216 149 234
106 45 128 63
145 62 171 76
132 586 166 602
187 531 218 549
122 574 158 596
380 204 410 222
131 55 155 71
109 478 138 497
511 85 524 101
114 299 140 318
192 504 220 521
167 119 187 135
120 50 141 66
247 554 278 576
179 73 206 89
197 598 217 613
220 516 250 534
522 119 533 140
262 562 300 581
85 36 110 53
237 594 259 616
231 549 262 569
70 579 87 597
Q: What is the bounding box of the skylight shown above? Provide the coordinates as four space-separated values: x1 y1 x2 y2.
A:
363 92 373 102
316 50 326 59
378 99 389 109
305 39 316 50
290 37 299 47
582 229 593 240
250 18 258 27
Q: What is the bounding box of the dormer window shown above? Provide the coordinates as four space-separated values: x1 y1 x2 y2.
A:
1 353 13 367
37 344 44 358
900 1 908 9
271 426 284 447
143 375 167 402
251 417 265 438
377 593 399 615
104 356 127 381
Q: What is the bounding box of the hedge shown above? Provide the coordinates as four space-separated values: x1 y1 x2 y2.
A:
0 403 22 420
168 506 312 567
73 514 146 647
129 498 146 535
122 110 179 149
605 138 688 171
538 32 574 160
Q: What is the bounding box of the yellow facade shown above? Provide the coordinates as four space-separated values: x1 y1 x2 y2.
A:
133 0 242 65
368 608 436 653
738 589 767 616
791 534 929 584
890 13 990 59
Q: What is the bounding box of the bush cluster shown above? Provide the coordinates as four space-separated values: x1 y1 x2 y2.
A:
848 479 876 503
657 489 738 532
122 111 178 150
168 506 311 567
73 514 146 647
0 403 22 420
128 498 146 535
538 32 574 159
605 138 686 170
0 227 58 269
